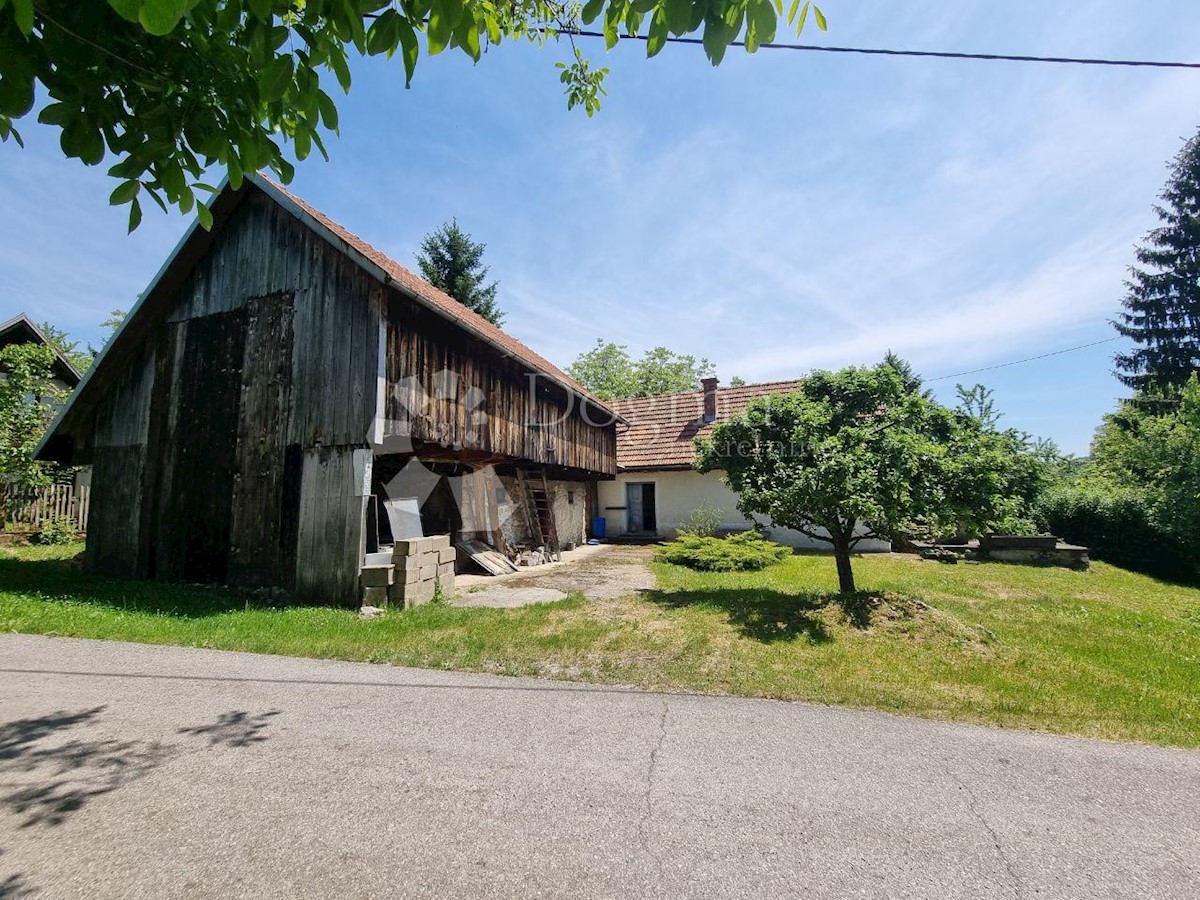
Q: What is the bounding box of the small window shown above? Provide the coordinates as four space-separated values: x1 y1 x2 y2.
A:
568 490 575 505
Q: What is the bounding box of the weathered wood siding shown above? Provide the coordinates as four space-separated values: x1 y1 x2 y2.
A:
228 294 296 587
383 296 617 475
86 339 157 575
78 188 379 604
294 446 367 602
66 182 614 604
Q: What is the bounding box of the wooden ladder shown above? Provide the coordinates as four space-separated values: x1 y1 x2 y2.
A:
516 468 561 561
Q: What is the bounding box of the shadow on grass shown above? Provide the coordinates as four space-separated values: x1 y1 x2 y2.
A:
643 586 900 643
0 556 332 619
643 587 838 644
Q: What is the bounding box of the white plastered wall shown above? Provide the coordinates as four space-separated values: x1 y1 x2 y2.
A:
496 475 588 548
597 469 891 552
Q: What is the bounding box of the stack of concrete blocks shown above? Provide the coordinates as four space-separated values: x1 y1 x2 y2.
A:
359 536 456 608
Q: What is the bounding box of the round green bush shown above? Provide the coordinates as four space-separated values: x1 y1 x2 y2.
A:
658 531 791 572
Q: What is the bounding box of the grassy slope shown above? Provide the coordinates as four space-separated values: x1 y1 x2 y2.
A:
2 544 1197 747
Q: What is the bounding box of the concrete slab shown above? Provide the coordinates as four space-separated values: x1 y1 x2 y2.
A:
455 586 569 608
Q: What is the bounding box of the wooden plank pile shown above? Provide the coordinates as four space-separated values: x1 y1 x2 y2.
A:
456 539 519 575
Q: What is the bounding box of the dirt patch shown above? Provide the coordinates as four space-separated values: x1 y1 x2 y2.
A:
451 546 657 608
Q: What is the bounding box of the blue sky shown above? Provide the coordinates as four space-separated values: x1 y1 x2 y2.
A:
3 0 1200 455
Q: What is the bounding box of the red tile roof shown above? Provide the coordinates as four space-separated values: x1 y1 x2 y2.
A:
257 176 616 419
613 379 804 470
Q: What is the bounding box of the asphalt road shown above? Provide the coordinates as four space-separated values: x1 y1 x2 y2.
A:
1 634 1197 899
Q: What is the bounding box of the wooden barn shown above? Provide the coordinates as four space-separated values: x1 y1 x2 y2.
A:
37 175 619 605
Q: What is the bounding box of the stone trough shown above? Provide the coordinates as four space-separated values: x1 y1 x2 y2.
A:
915 534 1090 570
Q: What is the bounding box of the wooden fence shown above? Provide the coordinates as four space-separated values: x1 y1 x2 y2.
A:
1 484 90 534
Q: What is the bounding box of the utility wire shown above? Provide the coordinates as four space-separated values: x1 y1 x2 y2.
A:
567 29 1200 70
926 337 1121 383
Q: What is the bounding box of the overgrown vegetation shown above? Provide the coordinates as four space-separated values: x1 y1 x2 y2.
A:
1035 126 1200 583
38 310 125 375
658 530 790 572
0 342 63 489
35 516 80 546
2 543 1196 748
1036 376 1200 582
567 339 715 400
680 500 725 537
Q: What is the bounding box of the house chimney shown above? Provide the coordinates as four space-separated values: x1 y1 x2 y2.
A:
701 377 719 423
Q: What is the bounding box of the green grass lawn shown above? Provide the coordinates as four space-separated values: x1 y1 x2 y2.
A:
2 543 1198 747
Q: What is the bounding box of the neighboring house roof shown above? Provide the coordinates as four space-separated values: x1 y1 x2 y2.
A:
36 173 619 460
0 312 82 388
613 379 804 470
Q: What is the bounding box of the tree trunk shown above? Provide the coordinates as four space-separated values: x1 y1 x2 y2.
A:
833 536 856 594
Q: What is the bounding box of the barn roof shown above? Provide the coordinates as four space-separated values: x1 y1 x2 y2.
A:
613 379 804 470
259 176 613 417
36 174 618 460
0 312 82 387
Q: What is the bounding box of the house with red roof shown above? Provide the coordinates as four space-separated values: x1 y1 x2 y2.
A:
601 377 891 550
36 175 619 605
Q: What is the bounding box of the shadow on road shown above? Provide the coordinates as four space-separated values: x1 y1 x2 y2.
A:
0 706 172 829
0 705 284 829
178 710 281 748
0 872 35 900
0 704 282 895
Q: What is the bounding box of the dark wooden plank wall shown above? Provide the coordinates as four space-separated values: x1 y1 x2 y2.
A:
151 311 247 583
383 297 617 475
228 294 296 587
85 339 157 575
294 446 368 603
85 445 144 575
80 187 379 604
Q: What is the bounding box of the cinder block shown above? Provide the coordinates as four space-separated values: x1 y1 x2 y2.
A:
403 565 421 584
362 585 389 607
394 579 436 608
396 554 423 571
419 564 438 582
428 534 451 551
393 537 435 556
437 562 454 578
438 547 456 564
360 565 394 587
436 573 455 597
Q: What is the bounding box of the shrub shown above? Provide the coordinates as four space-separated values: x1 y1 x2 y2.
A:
35 516 80 546
1035 480 1195 582
659 531 791 572
679 500 724 537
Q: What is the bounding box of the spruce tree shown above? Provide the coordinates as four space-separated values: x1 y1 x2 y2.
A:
415 219 504 326
1114 127 1200 395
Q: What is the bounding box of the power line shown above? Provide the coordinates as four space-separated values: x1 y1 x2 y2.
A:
567 29 1200 70
926 337 1121 383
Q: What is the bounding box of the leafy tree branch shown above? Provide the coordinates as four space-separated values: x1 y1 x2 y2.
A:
0 1 826 229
